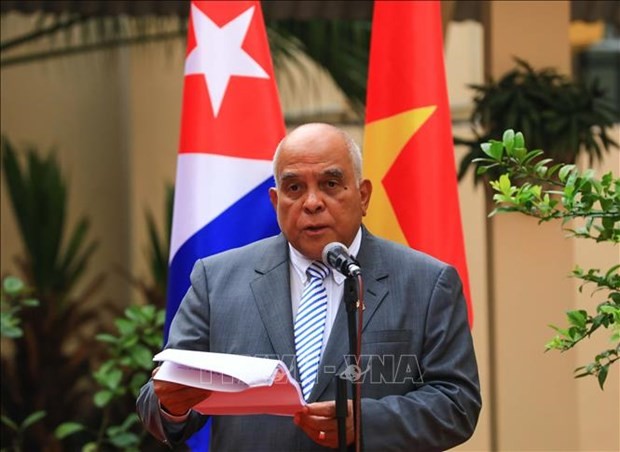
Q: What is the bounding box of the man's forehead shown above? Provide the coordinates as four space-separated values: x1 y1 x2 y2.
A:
286 123 341 144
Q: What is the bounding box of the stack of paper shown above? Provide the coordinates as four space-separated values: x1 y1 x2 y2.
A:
153 349 306 416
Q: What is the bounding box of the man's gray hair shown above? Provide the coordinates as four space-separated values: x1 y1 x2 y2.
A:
272 125 363 187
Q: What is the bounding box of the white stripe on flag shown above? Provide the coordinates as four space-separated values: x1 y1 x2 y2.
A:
169 153 274 262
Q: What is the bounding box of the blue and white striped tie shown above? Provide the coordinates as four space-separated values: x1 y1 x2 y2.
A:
295 261 330 400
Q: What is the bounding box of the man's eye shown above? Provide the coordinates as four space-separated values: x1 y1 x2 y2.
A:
287 184 300 192
326 180 339 188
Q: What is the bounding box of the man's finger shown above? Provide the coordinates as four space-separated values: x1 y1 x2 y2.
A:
305 401 336 417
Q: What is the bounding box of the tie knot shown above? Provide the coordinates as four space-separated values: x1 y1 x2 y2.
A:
307 261 329 281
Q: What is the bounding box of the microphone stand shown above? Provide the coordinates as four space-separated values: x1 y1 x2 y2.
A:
335 273 364 452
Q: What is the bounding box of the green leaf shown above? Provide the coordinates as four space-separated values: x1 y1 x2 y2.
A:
119 334 139 349
21 410 46 429
514 131 525 149
95 333 118 344
559 164 576 182
513 145 527 161
129 372 148 396
522 149 544 165
568 326 582 341
55 422 85 439
106 425 122 437
155 309 165 327
3 276 24 295
597 365 609 390
498 174 512 195
131 344 154 369
1 414 19 431
489 141 504 160
120 413 140 430
567 310 587 328
124 306 143 323
108 432 140 448
476 166 489 175
115 318 135 335
604 264 619 279
21 298 39 307
503 129 515 152
82 442 98 452
94 390 113 407
105 369 123 390
1 325 23 338
480 142 493 158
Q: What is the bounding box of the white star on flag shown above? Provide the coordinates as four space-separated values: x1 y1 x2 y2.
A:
185 4 269 117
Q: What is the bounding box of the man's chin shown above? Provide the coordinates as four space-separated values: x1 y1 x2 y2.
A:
295 240 330 261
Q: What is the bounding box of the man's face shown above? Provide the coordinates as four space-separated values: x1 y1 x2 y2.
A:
269 124 372 261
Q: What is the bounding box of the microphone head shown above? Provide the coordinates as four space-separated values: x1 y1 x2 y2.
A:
321 242 347 267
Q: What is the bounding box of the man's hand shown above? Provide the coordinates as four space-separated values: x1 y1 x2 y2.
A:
294 400 354 448
152 366 211 416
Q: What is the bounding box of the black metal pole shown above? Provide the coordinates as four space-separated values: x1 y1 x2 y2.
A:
335 375 348 452
343 275 363 452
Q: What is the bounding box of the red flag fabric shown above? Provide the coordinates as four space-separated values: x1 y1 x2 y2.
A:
363 0 473 325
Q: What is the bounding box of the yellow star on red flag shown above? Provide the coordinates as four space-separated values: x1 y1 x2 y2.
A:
363 106 436 245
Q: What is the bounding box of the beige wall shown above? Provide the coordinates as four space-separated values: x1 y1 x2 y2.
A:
127 39 185 290
452 131 492 452
1 14 132 306
446 21 491 451
1 3 618 451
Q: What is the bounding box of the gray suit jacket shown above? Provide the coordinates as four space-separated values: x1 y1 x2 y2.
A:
137 229 481 451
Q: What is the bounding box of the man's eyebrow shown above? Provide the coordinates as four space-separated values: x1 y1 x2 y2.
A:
278 168 344 182
279 172 298 182
323 168 344 179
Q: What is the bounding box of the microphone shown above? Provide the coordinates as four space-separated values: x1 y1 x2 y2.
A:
322 242 361 277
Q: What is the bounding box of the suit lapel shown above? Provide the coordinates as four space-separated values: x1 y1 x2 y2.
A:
250 235 297 361
310 229 389 401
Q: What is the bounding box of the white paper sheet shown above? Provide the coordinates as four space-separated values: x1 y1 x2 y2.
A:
153 349 306 416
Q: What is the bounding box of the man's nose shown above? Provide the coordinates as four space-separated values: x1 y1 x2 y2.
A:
303 190 325 213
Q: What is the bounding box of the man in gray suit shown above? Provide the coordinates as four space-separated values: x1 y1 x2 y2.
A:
137 123 481 451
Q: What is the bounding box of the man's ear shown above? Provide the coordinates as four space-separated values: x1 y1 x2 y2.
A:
359 179 372 216
269 187 278 211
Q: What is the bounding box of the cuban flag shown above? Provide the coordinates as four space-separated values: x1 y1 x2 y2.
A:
166 1 284 448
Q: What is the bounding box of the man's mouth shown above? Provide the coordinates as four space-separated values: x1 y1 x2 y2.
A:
304 225 328 233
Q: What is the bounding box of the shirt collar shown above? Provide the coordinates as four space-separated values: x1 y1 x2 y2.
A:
289 227 362 285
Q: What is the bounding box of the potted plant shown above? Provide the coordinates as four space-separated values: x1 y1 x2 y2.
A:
456 58 618 185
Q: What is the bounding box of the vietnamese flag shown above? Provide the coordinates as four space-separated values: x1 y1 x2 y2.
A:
363 0 473 325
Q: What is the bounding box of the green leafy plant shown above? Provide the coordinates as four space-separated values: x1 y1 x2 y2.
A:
1 137 100 296
1 276 45 452
456 58 618 185
0 276 38 338
1 137 106 448
53 180 173 450
476 129 619 388
55 305 166 450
